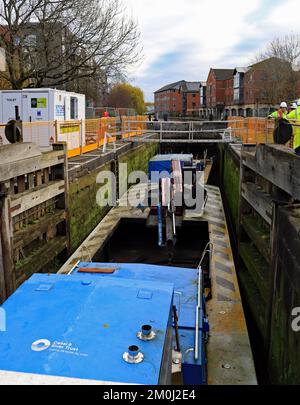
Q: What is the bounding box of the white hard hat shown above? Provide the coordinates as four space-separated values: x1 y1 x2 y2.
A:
297 98 300 106
280 102 287 108
292 102 298 109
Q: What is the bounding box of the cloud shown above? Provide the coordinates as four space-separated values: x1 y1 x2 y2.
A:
123 0 299 100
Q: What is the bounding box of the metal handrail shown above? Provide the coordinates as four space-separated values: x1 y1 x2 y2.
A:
195 242 213 361
122 119 245 125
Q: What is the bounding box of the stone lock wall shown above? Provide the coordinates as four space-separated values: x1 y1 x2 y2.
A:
69 143 158 252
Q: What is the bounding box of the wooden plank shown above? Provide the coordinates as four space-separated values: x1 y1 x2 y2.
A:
238 266 267 340
0 150 65 183
241 182 273 225
10 180 65 217
239 242 269 302
242 144 300 200
0 201 7 303
0 143 41 165
43 168 49 184
0 197 15 300
17 175 26 194
13 209 66 248
241 215 271 263
36 170 43 187
27 173 35 190
15 236 67 286
9 179 15 195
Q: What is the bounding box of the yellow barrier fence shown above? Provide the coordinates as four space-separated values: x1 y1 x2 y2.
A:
122 116 147 138
0 116 146 158
228 117 275 144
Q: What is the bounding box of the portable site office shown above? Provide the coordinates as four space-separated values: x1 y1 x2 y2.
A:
0 88 86 150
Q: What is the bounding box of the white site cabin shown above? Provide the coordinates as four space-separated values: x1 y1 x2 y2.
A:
0 88 86 150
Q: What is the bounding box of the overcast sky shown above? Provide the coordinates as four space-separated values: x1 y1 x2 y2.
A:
124 0 300 101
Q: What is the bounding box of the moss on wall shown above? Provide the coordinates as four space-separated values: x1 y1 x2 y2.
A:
119 143 158 196
69 143 158 252
222 148 240 233
69 161 112 251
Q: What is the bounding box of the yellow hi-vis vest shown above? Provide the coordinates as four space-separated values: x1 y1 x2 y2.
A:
268 110 288 120
287 107 300 150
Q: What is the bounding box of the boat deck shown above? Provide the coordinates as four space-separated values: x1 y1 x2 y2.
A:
59 183 257 385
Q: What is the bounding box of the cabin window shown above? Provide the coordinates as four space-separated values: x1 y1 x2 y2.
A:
70 97 78 119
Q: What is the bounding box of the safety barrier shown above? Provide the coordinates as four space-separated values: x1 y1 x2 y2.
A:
1 116 288 156
86 106 136 118
64 118 119 158
228 117 275 144
122 116 147 138
0 116 146 158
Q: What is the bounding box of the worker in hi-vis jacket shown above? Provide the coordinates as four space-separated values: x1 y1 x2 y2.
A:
287 99 300 155
268 102 288 126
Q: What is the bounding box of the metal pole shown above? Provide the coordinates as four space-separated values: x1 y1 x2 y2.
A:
157 203 163 247
54 120 58 143
195 266 202 360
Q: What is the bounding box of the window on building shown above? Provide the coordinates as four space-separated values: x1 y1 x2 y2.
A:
234 88 239 103
234 73 240 88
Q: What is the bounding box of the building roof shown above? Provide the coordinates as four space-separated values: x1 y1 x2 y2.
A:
248 57 288 69
155 80 201 94
154 80 185 93
211 68 234 80
233 67 249 74
184 81 201 92
200 81 207 87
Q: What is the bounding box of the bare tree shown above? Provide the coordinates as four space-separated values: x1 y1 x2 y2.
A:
0 0 142 89
267 34 300 69
254 34 300 103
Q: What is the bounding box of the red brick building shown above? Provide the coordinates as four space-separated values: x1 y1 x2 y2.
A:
205 68 234 118
154 81 183 117
181 82 201 117
154 80 200 117
154 58 300 120
225 76 234 107
228 59 292 117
